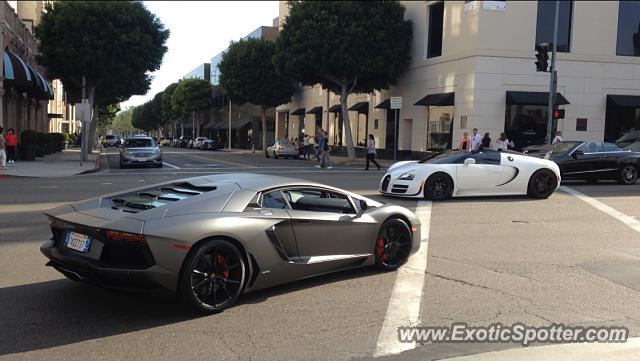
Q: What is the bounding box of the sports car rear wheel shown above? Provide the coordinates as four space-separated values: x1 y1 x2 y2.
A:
179 239 246 314
423 173 453 201
618 165 638 185
375 218 412 271
527 169 557 199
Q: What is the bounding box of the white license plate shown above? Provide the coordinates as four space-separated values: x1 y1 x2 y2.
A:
65 231 92 253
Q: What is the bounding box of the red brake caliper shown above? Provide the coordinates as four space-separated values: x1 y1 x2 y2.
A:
377 238 389 262
217 255 230 279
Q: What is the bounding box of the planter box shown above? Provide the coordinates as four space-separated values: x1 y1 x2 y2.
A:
20 144 37 161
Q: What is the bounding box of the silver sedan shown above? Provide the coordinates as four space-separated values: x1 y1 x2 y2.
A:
119 136 163 168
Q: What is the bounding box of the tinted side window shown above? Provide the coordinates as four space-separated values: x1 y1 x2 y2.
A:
616 0 640 56
576 142 599 153
471 152 500 165
262 191 290 209
285 188 354 214
602 142 622 152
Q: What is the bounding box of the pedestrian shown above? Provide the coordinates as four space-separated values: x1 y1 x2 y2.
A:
471 128 482 152
364 134 381 171
458 132 471 151
315 132 323 163
0 127 7 170
480 132 492 151
320 130 332 169
496 132 509 151
303 134 310 159
5 128 17 164
552 131 563 145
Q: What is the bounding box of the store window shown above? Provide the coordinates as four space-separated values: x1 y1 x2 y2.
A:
427 1 444 58
616 0 640 56
505 104 553 150
535 0 573 52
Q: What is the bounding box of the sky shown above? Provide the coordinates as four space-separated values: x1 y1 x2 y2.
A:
120 1 280 110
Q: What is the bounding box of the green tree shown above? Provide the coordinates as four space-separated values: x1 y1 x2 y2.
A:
273 0 413 159
161 82 180 136
219 38 295 150
111 107 137 136
35 1 169 149
171 79 213 139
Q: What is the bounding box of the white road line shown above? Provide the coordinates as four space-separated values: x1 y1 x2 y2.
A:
162 161 181 169
101 182 112 185
39 186 58 189
374 200 432 357
560 186 640 233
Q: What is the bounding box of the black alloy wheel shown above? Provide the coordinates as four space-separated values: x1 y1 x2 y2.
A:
527 169 558 199
424 173 454 201
375 218 413 271
179 239 246 314
618 165 638 185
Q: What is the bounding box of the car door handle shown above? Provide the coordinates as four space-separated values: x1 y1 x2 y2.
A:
296 220 312 224
259 209 273 216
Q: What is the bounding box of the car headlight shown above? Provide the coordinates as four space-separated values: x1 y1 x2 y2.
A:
398 172 415 180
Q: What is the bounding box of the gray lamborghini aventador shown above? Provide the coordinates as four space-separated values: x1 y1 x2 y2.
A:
41 173 421 313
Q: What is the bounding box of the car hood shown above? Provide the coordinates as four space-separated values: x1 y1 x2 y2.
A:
387 160 419 173
122 147 158 152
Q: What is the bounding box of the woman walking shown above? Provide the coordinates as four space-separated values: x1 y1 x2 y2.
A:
5 128 17 163
458 132 471 151
364 134 381 170
480 132 492 151
496 132 509 151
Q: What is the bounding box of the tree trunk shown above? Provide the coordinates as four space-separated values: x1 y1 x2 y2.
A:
261 106 267 150
340 84 356 160
86 85 97 154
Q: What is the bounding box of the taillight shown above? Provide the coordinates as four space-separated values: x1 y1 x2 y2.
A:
106 230 147 244
278 146 284 150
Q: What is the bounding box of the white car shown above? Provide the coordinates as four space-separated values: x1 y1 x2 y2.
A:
379 150 561 201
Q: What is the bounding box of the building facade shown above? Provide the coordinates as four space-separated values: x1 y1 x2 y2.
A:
276 0 640 157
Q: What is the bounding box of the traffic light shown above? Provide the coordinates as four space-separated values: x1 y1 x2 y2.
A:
535 43 549 72
553 109 565 119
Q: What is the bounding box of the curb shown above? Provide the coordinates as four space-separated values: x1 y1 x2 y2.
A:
78 148 102 175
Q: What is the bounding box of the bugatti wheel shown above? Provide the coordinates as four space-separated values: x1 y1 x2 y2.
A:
618 165 638 185
179 239 246 314
424 173 453 201
527 169 557 199
375 218 412 271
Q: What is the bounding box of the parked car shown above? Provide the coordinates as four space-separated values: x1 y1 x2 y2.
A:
200 138 223 150
119 136 162 168
102 134 121 147
193 137 208 149
176 136 192 148
159 137 173 146
540 141 639 185
623 141 640 152
380 149 561 200
615 131 640 148
41 173 420 313
265 139 299 159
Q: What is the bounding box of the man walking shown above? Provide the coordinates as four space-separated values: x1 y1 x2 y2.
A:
303 134 310 159
321 130 332 169
315 131 324 165
471 128 482 152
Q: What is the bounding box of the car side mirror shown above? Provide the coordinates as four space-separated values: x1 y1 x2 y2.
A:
572 150 584 158
359 199 368 212
464 158 476 166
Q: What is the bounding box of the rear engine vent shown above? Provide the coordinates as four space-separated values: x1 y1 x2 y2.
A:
109 181 217 213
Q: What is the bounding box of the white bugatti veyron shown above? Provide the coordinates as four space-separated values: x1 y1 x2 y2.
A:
379 150 561 201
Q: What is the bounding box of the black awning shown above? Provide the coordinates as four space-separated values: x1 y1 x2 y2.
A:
328 104 341 113
3 49 33 93
348 101 369 113
506 91 570 106
414 92 455 106
607 95 640 108
306 106 323 114
291 108 305 116
276 109 289 113
375 99 391 109
231 118 253 129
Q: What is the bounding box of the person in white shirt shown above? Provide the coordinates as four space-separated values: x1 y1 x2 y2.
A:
552 131 563 145
471 128 482 151
496 132 510 151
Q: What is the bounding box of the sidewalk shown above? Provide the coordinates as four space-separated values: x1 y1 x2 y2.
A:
0 148 100 178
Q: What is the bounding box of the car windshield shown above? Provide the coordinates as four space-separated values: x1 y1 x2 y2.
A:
419 151 467 164
124 138 154 148
550 142 580 154
105 135 115 139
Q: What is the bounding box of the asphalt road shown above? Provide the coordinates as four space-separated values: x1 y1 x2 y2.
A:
1 147 639 361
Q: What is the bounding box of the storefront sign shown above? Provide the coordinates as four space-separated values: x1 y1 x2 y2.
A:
390 97 402 109
483 0 506 11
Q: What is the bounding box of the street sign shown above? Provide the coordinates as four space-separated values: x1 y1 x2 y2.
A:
76 102 93 123
390 97 402 109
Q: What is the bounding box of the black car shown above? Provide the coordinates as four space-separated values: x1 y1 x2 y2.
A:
176 136 192 148
201 138 222 150
542 141 639 184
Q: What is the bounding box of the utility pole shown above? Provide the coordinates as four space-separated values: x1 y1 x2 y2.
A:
228 98 232 150
546 0 560 144
80 76 86 165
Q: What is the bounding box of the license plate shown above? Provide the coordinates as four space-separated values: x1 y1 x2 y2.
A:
65 231 92 253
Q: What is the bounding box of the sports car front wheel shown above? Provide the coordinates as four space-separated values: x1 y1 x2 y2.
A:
375 218 412 271
527 169 557 199
618 165 638 185
179 239 247 314
423 173 453 201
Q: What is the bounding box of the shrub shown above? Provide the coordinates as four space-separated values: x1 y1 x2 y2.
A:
20 130 39 145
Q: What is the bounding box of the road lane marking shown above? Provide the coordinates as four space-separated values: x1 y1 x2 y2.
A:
83 169 377 176
101 182 112 185
182 152 258 168
560 186 640 233
0 202 67 214
39 186 58 189
162 161 181 169
374 200 432 357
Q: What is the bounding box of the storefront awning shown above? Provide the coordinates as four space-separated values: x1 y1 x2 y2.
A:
306 106 323 114
374 99 391 109
276 109 289 113
291 108 305 116
348 102 369 113
3 49 53 99
607 94 640 108
231 118 253 129
506 91 570 106
203 120 224 130
414 92 455 106
328 104 341 113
